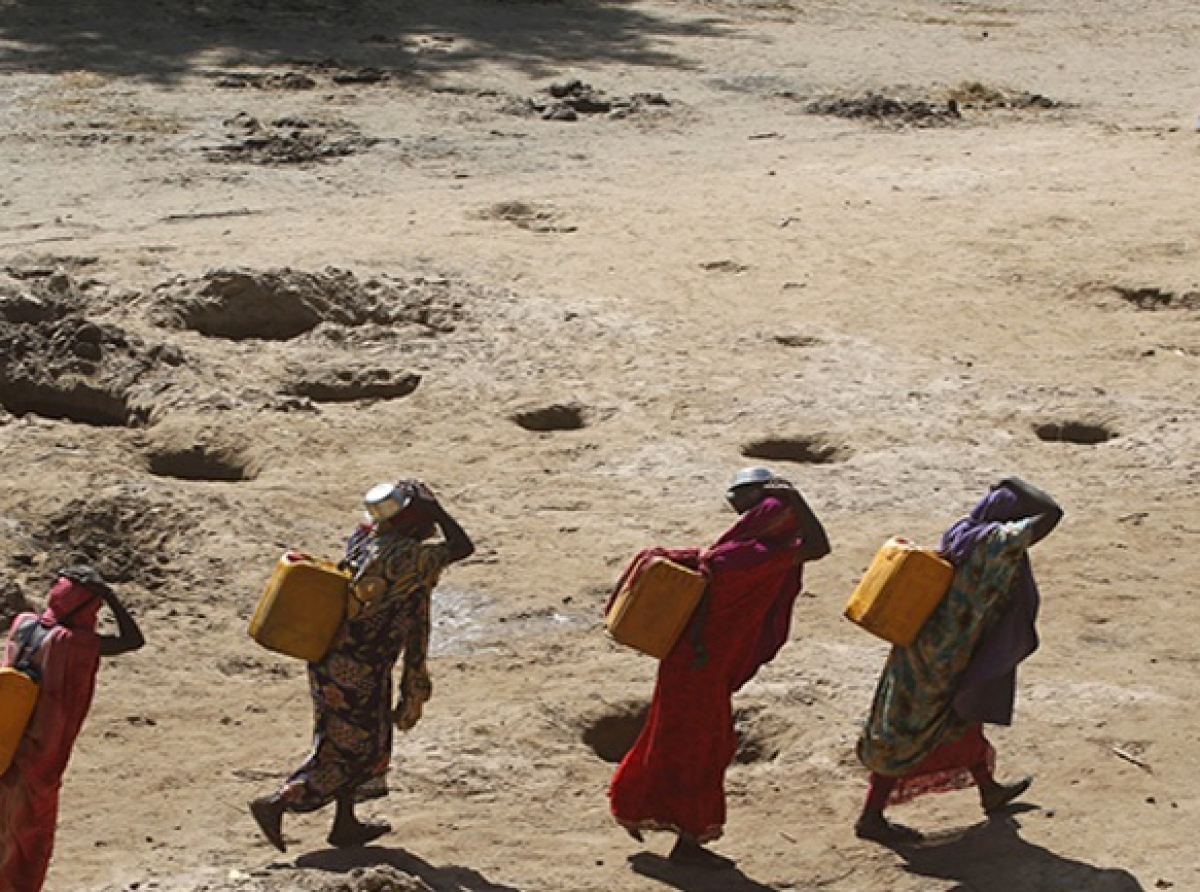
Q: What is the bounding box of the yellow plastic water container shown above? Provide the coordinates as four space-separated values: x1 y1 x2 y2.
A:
844 537 955 646
606 557 708 659
0 667 39 776
248 553 351 662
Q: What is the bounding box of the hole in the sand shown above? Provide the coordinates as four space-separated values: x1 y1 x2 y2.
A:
741 436 849 464
731 707 788 764
512 403 587 432
774 333 822 348
1033 421 1116 445
0 382 136 427
582 703 782 764
146 445 258 481
583 702 650 763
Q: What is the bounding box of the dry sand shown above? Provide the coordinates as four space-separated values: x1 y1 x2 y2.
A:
1 1 1198 890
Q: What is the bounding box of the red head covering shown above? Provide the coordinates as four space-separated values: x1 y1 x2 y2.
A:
41 576 103 631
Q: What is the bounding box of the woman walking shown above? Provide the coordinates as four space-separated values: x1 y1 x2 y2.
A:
250 480 473 852
0 566 144 892
855 477 1063 844
609 468 830 868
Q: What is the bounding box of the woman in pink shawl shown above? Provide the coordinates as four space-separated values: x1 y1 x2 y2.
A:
0 566 144 892
609 468 830 869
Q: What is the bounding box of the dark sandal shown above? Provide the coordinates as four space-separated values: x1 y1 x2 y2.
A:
983 776 1033 814
249 798 287 853
327 820 391 848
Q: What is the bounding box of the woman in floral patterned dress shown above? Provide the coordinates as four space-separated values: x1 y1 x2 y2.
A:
250 480 473 852
855 477 1062 844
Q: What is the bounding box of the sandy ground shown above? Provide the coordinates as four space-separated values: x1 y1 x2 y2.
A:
1 1 1199 890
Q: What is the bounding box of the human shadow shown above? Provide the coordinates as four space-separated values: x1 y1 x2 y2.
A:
295 845 523 892
888 815 1145 892
629 851 780 892
0 0 735 84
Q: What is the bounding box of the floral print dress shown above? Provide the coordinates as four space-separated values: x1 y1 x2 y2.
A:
278 527 449 811
856 518 1034 777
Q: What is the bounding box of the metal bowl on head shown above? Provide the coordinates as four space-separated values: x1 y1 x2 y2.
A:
364 482 412 522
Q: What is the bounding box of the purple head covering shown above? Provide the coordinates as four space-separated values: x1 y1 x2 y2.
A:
940 486 1041 726
939 485 1025 566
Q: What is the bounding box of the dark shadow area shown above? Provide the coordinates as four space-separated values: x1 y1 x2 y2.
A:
295 845 524 892
0 0 732 84
892 816 1145 892
629 852 779 892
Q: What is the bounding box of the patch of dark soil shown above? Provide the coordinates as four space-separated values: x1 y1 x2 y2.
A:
0 278 165 426
511 402 588 432
1109 285 1200 311
211 66 396 89
1033 420 1117 445
211 70 318 90
741 435 851 464
205 113 377 165
774 333 823 348
284 367 421 403
508 78 670 122
37 491 191 590
214 654 295 680
804 91 961 127
477 201 577 233
947 80 1061 111
3 254 99 282
152 268 465 341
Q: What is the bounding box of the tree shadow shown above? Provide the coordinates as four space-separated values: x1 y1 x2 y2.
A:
0 0 736 84
628 851 780 892
295 844 523 892
890 816 1145 892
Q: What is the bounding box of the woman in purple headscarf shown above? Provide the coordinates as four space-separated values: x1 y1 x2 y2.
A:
854 477 1063 844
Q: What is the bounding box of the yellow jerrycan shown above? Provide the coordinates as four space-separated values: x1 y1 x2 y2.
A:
248 553 352 663
606 556 708 659
844 537 955 646
0 667 40 776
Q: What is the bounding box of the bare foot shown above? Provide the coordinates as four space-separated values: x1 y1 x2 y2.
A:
249 797 287 853
327 819 391 848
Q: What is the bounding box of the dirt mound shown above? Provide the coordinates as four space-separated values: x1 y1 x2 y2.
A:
151 268 465 341
804 91 961 127
206 113 377 165
282 366 422 404
36 488 193 590
508 79 670 121
803 82 1062 126
0 274 174 427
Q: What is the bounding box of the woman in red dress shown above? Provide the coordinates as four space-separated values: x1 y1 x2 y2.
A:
0 566 144 892
609 468 830 869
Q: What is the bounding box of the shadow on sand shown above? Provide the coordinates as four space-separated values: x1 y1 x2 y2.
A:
887 815 1145 892
0 0 735 83
628 851 779 892
295 845 522 892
